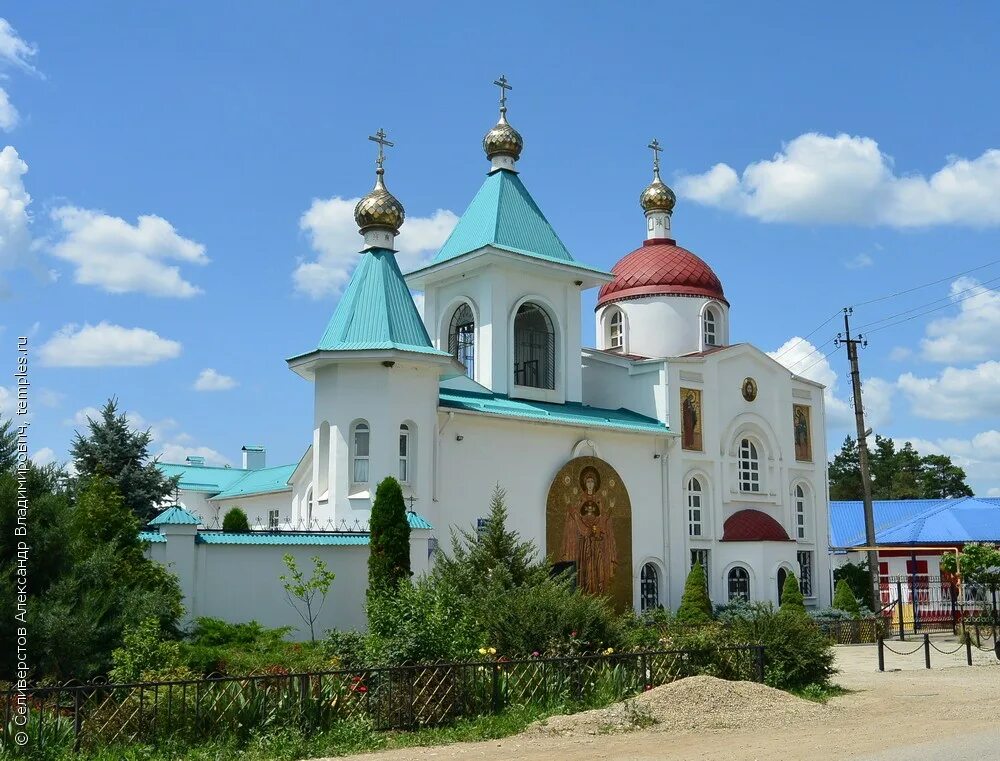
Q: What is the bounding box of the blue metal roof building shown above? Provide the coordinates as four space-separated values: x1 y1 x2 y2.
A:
830 497 1000 548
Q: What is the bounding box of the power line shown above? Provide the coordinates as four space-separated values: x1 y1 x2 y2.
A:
772 310 842 362
855 274 1000 332
851 257 1000 309
795 343 842 377
864 291 996 337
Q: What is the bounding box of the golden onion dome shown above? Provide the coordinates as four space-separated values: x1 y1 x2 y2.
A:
354 168 405 233
640 170 676 214
483 109 523 161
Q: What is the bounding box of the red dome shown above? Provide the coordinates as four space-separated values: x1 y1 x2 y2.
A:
722 510 792 542
597 238 727 308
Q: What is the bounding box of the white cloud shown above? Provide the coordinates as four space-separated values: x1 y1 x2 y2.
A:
920 277 1000 363
37 388 63 407
901 431 1000 495
31 446 54 466
0 146 32 273
0 19 38 73
0 385 13 415
0 88 18 131
193 368 237 392
897 360 1000 422
158 442 229 467
844 252 873 270
677 133 1000 228
888 346 912 361
50 206 208 297
768 337 891 430
294 196 457 299
39 322 182 367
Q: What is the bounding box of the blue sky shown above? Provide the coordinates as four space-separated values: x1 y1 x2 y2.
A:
2 3 999 493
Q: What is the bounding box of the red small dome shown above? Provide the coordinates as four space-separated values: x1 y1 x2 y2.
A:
597 238 727 308
722 510 792 542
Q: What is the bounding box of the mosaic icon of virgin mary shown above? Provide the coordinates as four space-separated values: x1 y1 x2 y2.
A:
561 466 618 595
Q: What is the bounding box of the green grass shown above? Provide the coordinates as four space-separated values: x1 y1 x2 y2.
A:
791 683 851 703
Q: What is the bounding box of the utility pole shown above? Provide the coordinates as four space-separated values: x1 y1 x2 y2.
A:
836 308 880 603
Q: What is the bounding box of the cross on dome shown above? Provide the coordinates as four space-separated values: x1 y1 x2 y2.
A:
483 74 523 168
368 128 394 174
648 138 663 179
493 74 512 112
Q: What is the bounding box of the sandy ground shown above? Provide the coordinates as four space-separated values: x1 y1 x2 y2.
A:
318 640 1000 761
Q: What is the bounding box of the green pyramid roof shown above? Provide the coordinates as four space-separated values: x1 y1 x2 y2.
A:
149 505 201 526
316 247 449 355
430 169 598 269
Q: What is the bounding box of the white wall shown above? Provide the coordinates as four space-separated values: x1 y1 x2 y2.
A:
212 491 293 527
596 295 729 359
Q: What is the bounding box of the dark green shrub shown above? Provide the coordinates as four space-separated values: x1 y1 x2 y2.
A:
181 617 327 675
833 578 862 617
779 572 807 616
368 477 411 597
833 560 874 611
222 507 250 532
726 603 835 690
676 563 713 623
324 629 367 669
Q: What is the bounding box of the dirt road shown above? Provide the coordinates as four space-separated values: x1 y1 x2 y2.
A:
320 644 1000 761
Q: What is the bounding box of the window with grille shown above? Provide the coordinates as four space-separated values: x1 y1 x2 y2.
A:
703 307 717 346
797 551 814 596
608 309 624 350
513 303 555 389
267 509 280 530
687 477 703 537
738 438 760 492
690 549 711 582
352 422 370 485
795 484 807 539
728 566 750 602
398 424 410 483
640 563 659 611
448 304 476 379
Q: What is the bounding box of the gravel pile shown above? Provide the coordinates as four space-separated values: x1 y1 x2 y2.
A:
529 676 826 736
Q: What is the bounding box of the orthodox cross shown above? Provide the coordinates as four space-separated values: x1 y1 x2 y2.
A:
405 494 416 514
648 138 663 175
368 128 394 171
493 74 512 110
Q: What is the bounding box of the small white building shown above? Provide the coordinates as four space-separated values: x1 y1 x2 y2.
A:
150 88 832 630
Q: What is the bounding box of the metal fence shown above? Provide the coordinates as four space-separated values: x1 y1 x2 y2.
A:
874 576 999 638
2 646 764 753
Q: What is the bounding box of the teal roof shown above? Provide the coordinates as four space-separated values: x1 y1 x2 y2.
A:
149 506 201 526
407 512 433 530
428 170 605 273
139 531 166 543
158 462 248 493
197 533 370 546
315 247 449 355
213 464 297 499
439 388 670 435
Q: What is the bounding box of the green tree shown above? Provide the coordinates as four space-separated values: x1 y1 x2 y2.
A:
828 436 973 501
833 578 862 617
280 554 336 642
222 507 250 532
367 476 411 596
70 398 179 522
110 616 193 683
833 560 874 611
940 543 1000 586
676 563 713 623
779 572 807 616
0 417 17 474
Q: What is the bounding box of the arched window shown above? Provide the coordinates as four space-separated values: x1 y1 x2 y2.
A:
608 309 624 350
728 566 750 602
304 486 314 527
687 477 704 537
640 563 659 611
795 484 807 539
448 303 476 379
398 424 410 484
351 421 370 485
513 302 555 390
777 567 788 604
738 438 760 493
703 307 717 347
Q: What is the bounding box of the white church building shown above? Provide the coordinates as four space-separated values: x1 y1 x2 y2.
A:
147 82 832 631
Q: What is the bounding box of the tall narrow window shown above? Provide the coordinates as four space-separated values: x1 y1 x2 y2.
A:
797 551 814 597
728 566 750 602
640 563 659 611
267 509 280 530
795 484 807 539
352 422 370 485
513 302 555 389
687 477 703 537
398 424 410 484
690 549 711 587
448 304 476 379
608 309 624 350
304 487 313 527
738 438 760 492
703 307 717 347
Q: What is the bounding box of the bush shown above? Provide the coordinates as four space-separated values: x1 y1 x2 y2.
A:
110 617 194 683
368 477 411 597
676 563 713 623
833 579 861 617
725 603 835 690
181 617 328 675
779 572 807 616
222 507 250 532
324 629 367 669
833 560 874 611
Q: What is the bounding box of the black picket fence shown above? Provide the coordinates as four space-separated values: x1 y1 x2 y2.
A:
874 576 999 639
2 646 764 753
